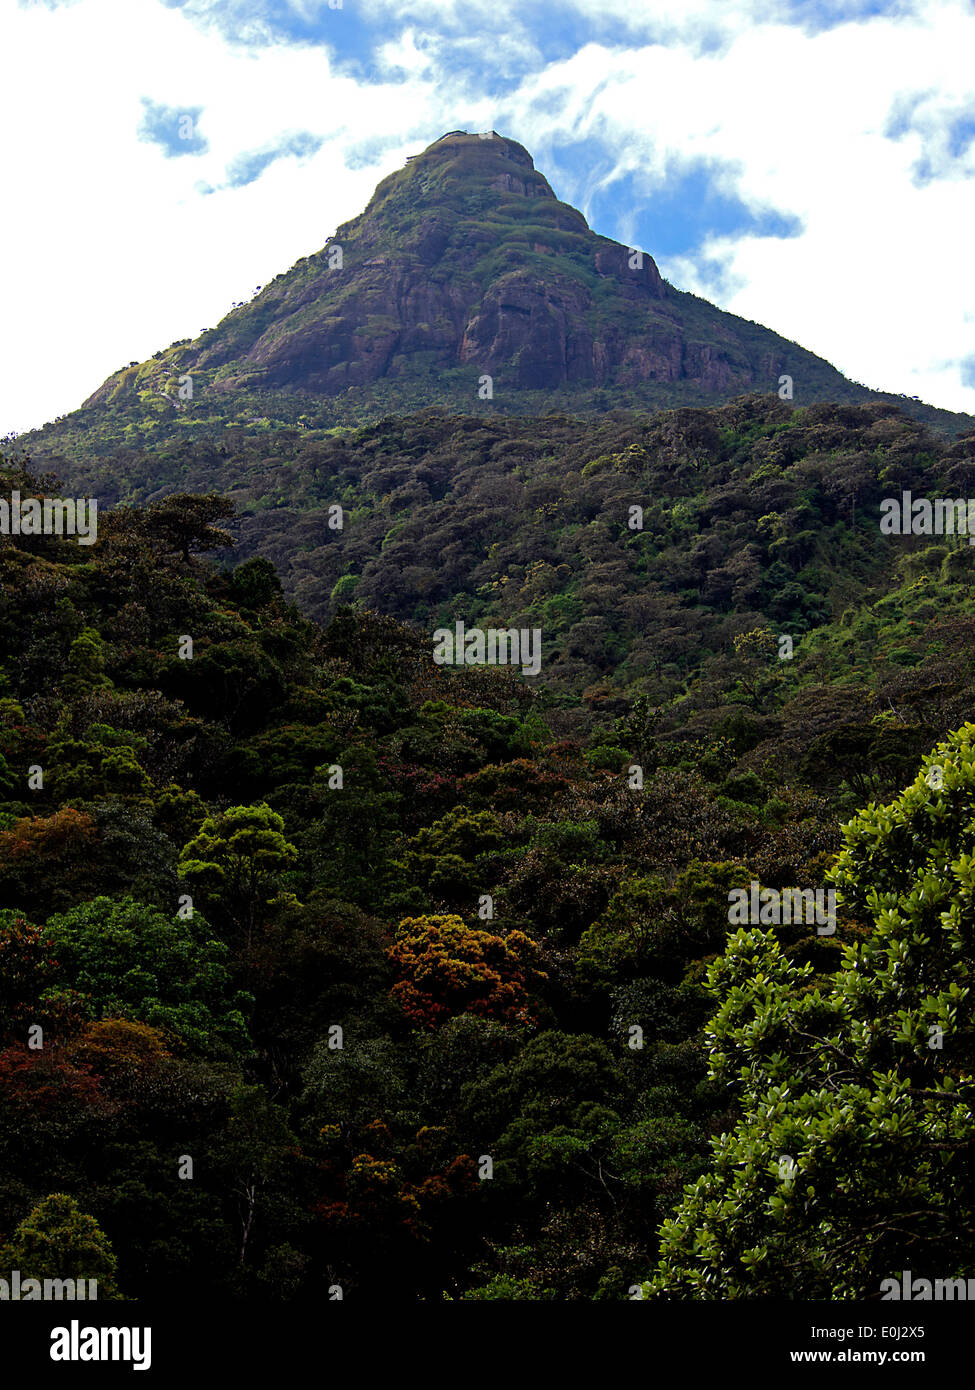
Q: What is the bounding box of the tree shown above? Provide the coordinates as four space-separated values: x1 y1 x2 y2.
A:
44 724 153 802
161 638 288 735
577 861 746 992
142 493 234 563
396 809 505 905
729 626 785 711
177 804 298 948
647 725 975 1298
388 914 546 1029
0 1193 121 1297
43 896 252 1057
296 750 403 911
0 912 65 1043
227 556 282 611
209 1083 302 1270
0 809 99 917
69 1019 172 1084
458 1030 631 1219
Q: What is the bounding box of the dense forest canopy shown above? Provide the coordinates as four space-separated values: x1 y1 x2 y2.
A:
3 384 975 1297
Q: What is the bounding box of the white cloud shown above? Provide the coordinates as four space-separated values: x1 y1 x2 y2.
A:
494 2 975 410
0 0 457 434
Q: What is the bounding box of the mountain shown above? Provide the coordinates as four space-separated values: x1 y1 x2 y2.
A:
19 131 971 472
12 130 974 677
81 131 864 406
6 134 975 1310
14 392 975 734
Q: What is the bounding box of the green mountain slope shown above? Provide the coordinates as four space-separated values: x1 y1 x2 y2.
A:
18 394 975 758
5 443 975 1301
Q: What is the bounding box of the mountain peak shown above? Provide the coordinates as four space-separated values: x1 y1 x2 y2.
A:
348 129 561 240
409 130 534 163
71 131 968 433
405 130 540 175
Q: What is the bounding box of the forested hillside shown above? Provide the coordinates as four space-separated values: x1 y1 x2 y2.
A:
3 426 975 1298
26 396 975 750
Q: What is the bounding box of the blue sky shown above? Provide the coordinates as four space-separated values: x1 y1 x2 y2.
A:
2 0 974 433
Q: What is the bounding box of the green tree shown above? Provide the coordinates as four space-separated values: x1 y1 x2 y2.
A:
65 627 112 693
142 493 234 563
210 1083 302 1271
178 803 298 948
647 725 975 1298
397 808 504 904
460 1031 628 1195
227 556 282 611
0 1193 121 1297
43 896 252 1056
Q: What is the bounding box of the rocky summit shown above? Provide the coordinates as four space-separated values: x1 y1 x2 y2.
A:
78 131 904 420
22 129 970 478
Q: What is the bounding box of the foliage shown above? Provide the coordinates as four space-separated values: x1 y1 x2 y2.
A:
0 1193 121 1297
42 897 252 1057
647 725 975 1297
2 425 975 1299
388 914 546 1028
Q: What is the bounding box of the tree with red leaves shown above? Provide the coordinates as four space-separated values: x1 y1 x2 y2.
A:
388 913 546 1028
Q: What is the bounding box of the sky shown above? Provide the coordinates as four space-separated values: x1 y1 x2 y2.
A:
1 0 974 436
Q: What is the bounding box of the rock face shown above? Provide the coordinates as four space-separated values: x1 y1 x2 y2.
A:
83 130 860 411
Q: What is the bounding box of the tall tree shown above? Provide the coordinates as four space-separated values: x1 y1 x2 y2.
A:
647 725 975 1298
0 1193 121 1297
